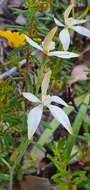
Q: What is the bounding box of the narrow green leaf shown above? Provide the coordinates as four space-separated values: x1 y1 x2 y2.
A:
0 173 10 182
11 137 29 170
65 94 89 157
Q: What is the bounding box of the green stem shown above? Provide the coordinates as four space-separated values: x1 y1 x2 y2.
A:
9 169 14 190
8 138 29 190
12 138 29 170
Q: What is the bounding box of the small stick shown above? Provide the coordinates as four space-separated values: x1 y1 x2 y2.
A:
0 59 26 80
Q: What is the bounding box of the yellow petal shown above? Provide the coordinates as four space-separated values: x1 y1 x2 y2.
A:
43 26 57 55
0 31 25 48
41 69 51 95
64 4 74 23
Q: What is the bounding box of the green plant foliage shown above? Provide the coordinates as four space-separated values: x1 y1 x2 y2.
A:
0 1 90 190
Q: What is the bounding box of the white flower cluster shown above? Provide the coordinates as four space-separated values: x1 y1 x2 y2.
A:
25 26 79 59
54 4 90 50
23 5 90 139
23 70 72 139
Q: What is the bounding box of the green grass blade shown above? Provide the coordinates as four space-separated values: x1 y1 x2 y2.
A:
65 94 89 157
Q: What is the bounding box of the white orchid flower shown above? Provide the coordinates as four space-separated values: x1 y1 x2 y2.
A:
23 70 72 139
54 4 90 50
25 27 79 59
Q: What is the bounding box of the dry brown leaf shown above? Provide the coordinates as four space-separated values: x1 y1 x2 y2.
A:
20 175 55 190
68 64 89 85
35 150 45 171
16 14 27 25
8 0 22 8
79 47 90 63
0 0 8 14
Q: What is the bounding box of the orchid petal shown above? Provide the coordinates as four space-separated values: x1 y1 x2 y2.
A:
41 70 51 95
23 92 41 103
43 27 57 54
59 28 70 50
72 26 90 37
25 35 43 51
48 51 79 58
54 17 64 27
64 4 74 22
48 105 72 134
50 95 68 107
42 41 55 51
67 17 86 26
49 41 56 51
28 105 43 139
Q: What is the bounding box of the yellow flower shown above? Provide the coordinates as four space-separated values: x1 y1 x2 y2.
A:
0 31 26 48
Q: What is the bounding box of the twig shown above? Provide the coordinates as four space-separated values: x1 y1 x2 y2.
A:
0 59 26 80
